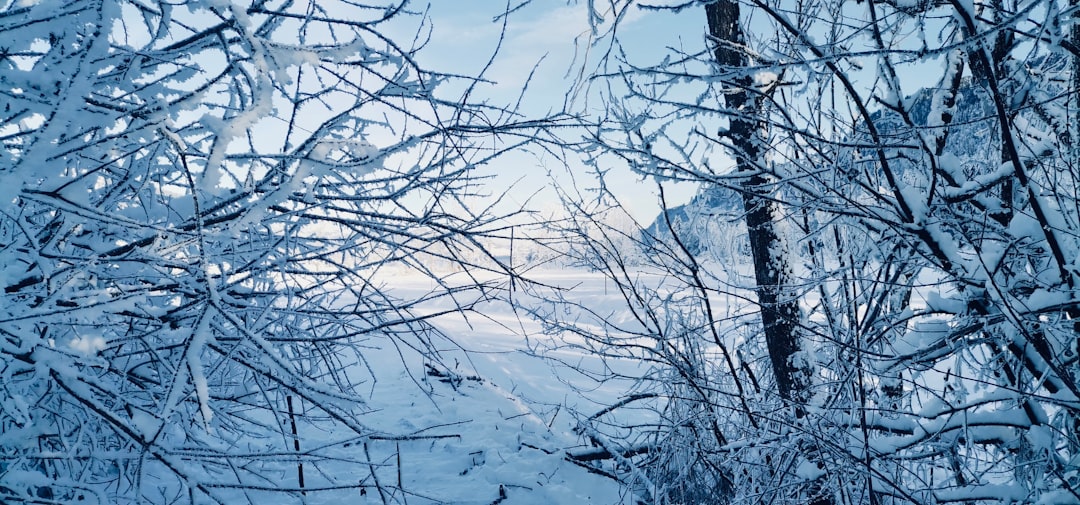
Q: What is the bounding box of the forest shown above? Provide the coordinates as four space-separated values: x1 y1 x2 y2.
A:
1 0 1078 504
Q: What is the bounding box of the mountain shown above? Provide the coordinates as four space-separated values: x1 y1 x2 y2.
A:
646 79 993 257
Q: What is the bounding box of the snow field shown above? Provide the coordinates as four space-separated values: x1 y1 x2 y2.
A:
338 267 641 504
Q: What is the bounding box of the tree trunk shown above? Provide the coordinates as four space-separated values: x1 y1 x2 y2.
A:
706 4 831 504
705 0 809 408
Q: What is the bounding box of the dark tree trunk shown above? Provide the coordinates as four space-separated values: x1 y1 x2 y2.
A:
706 4 832 505
705 0 808 407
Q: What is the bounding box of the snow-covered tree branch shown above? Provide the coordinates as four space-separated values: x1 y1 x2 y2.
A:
0 1 552 503
534 0 1080 503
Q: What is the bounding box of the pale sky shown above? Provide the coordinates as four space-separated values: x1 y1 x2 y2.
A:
404 1 708 224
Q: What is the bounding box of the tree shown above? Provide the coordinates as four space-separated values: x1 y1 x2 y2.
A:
538 0 1080 503
705 0 811 416
0 1 543 503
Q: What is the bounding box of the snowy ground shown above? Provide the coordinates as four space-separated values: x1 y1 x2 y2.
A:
351 267 639 504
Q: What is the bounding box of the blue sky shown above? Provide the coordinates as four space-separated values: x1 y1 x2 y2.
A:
401 1 707 223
